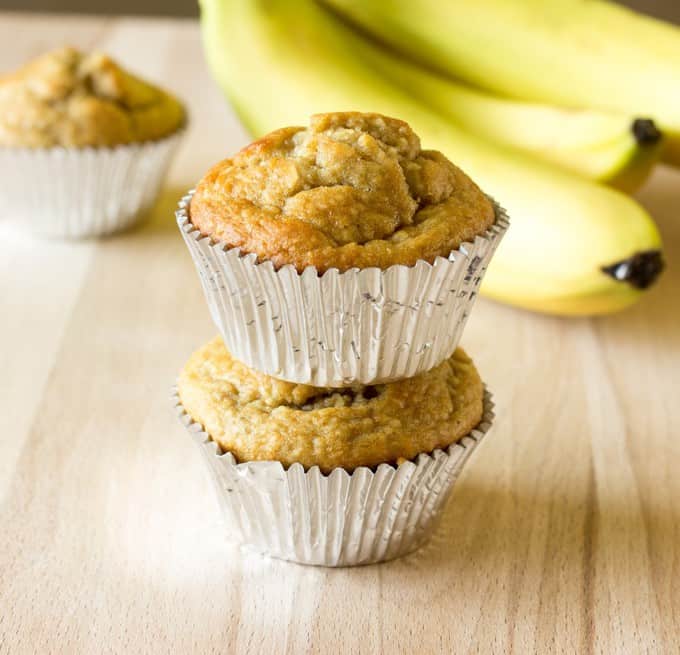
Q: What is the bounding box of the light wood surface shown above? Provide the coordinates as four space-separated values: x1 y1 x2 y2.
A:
1 12 679 655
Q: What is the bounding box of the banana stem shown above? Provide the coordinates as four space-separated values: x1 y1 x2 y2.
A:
601 250 665 289
631 119 662 145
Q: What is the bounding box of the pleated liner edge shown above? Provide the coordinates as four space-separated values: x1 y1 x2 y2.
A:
176 191 508 386
173 387 495 567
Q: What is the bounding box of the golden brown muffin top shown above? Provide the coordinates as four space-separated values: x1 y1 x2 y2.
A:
177 336 485 473
190 112 495 272
0 46 185 147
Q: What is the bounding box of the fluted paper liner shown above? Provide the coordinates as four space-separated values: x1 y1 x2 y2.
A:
177 192 508 386
0 129 183 238
173 388 494 567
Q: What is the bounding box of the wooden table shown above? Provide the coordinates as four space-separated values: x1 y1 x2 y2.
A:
1 12 678 655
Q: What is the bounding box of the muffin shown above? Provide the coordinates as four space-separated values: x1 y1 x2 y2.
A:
174 336 495 566
178 112 508 386
0 47 186 237
190 111 495 272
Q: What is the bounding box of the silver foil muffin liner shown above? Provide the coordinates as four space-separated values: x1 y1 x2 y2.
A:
0 129 183 238
173 387 494 567
177 191 508 386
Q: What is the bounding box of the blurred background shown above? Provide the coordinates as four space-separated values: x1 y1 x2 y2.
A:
0 0 678 21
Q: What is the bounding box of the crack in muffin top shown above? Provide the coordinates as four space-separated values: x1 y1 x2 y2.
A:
0 47 185 147
177 336 484 473
190 112 495 273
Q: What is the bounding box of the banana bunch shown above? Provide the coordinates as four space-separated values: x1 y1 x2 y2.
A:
326 0 680 166
199 0 668 315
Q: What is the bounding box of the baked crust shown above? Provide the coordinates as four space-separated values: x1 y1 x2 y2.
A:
178 336 485 473
190 112 495 272
0 47 185 147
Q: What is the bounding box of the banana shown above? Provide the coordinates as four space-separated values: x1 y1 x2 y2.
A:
359 40 662 191
323 0 680 167
199 0 664 316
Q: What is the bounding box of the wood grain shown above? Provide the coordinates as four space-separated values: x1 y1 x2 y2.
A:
0 13 678 655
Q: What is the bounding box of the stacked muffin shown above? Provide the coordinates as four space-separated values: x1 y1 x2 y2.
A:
0 47 185 237
175 112 508 566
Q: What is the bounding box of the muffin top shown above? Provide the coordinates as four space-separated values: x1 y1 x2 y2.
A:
178 336 484 473
0 47 185 147
190 112 495 273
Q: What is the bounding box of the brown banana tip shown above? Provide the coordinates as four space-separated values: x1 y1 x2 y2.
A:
631 118 662 146
601 249 665 289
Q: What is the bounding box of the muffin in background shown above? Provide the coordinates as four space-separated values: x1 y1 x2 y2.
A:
174 336 495 566
178 112 508 386
0 47 186 237
0 46 185 148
